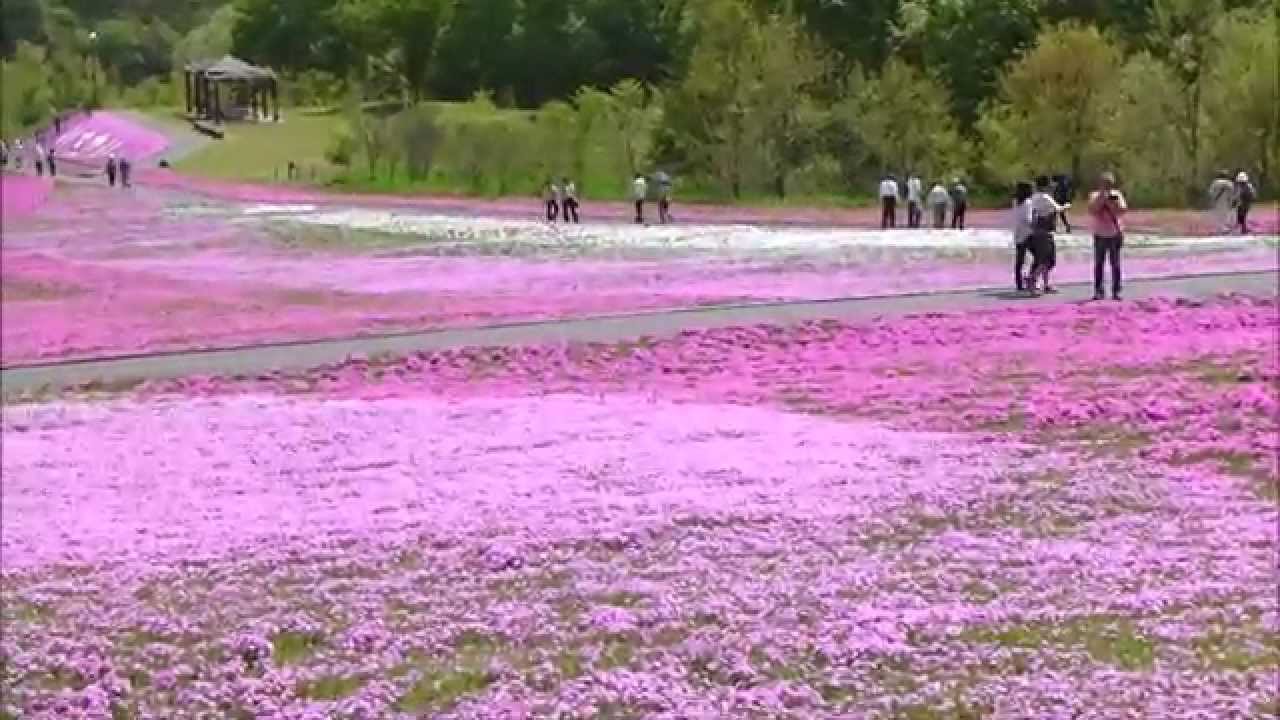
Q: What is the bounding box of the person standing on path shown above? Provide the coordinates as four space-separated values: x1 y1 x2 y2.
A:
927 182 951 229
543 179 561 222
633 174 648 224
119 156 132 188
562 178 580 224
1011 181 1034 291
1234 172 1256 234
950 179 969 230
878 175 899 229
1208 171 1235 233
46 147 57 177
1027 175 1068 296
1088 171 1128 301
656 172 673 224
1052 174 1073 233
105 154 118 187
906 174 924 228
33 142 45 176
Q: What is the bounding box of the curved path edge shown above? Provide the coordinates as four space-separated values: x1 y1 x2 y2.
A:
3 270 1275 398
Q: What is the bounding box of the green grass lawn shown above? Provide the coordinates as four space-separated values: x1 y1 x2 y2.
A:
174 110 343 182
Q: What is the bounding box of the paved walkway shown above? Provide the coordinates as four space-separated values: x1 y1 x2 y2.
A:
2 270 1274 397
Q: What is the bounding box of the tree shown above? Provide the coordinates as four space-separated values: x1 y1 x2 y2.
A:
175 4 240 64
977 23 1122 186
909 0 1042 127
232 0 354 76
430 0 517 101
1203 9 1279 195
333 0 450 101
1 42 54 137
746 11 831 197
1151 0 1225 200
1098 52 1189 206
838 58 968 182
392 104 445 181
1 0 45 58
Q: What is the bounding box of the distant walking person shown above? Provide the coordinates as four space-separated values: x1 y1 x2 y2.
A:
1088 171 1128 301
119 157 132 188
1208 171 1235 232
543 179 561 222
656 171 673 224
1011 181 1034 291
1052 174 1073 232
1234 172 1256 234
1027 175 1068 296
562 178 580 224
927 182 950 229
633 174 648 224
46 147 57 177
906 174 924 228
950 179 969 229
879 175 900 229
33 142 45 176
106 154 118 187
0 140 8 169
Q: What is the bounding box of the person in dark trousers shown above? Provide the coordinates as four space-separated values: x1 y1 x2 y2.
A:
33 143 44 176
878 175 899 229
657 173 672 224
633 174 648 224
1053 174 1073 232
906 174 924 229
105 155 118 187
1087 172 1128 301
562 178 580 224
543 179 560 222
46 147 57 177
1234 172 1256 234
950 179 969 229
1027 175 1067 296
1011 181 1034 291
119 157 132 188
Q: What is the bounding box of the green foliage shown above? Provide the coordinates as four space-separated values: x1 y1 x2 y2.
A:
1203 10 1279 192
839 59 968 184
978 23 1122 184
1 42 55 137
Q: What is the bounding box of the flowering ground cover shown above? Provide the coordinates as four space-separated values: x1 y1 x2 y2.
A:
3 183 1275 364
3 294 1276 719
0 175 54 219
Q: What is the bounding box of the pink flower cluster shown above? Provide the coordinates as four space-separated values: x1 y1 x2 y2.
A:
3 295 1276 718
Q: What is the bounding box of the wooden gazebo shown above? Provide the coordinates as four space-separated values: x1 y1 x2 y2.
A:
185 55 279 124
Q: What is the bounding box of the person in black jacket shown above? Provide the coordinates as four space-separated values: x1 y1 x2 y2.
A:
1053 174 1074 233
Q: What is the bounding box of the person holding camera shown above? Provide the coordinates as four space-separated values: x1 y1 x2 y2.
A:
1087 171 1128 301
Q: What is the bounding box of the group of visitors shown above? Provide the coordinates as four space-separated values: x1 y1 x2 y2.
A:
880 175 969 230
106 155 133 188
1208 171 1256 234
542 178 581 223
0 138 59 177
543 172 675 225
633 172 673 225
1011 172 1127 301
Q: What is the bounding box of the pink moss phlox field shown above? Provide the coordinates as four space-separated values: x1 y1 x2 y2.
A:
3 184 1276 363
52 112 170 164
0 175 54 219
4 296 1277 719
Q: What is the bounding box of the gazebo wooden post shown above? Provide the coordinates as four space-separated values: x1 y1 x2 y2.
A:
250 81 259 120
271 78 279 122
184 71 193 115
212 81 222 123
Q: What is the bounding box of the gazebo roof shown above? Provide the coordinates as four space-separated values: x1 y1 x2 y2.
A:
187 55 276 81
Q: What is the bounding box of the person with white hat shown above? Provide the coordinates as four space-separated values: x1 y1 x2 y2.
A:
1208 171 1235 233
1233 172 1256 234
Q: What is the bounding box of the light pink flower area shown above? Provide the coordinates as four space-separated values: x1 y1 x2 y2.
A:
2 185 1275 363
53 112 170 164
4 296 1276 719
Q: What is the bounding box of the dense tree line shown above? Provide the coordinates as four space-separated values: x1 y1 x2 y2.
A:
3 0 1276 205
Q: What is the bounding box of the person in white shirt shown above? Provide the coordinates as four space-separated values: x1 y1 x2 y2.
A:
927 182 951 229
1207 171 1235 233
33 142 45 176
543 179 561 223
1027 175 1068 296
562 177 579 224
906 174 924 228
1011 181 1034 291
878 175 899 229
633 174 648 224
1087 171 1128 301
